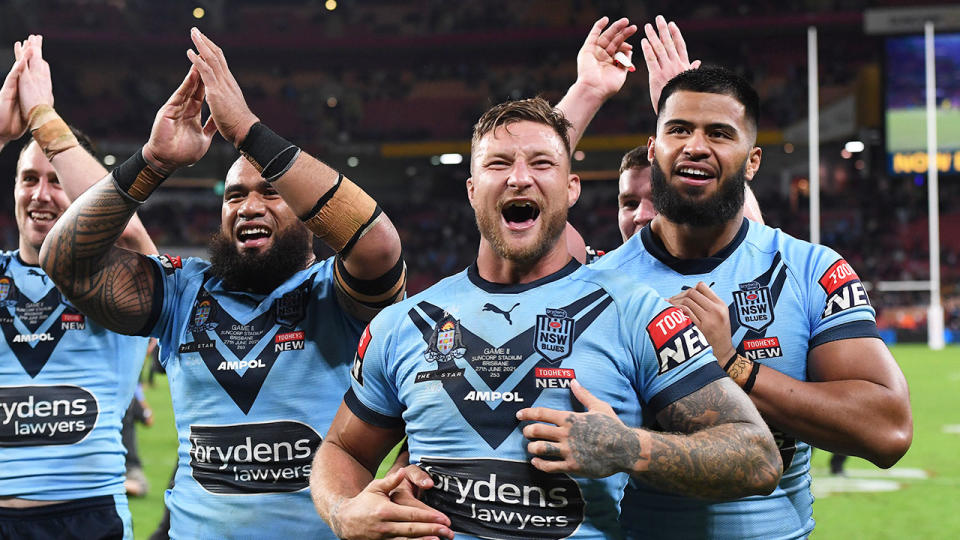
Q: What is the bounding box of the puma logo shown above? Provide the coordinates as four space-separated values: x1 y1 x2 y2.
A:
27 269 47 284
482 303 519 325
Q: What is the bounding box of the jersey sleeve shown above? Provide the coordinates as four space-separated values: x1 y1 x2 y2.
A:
343 309 404 428
623 290 725 414
801 246 880 349
140 254 188 367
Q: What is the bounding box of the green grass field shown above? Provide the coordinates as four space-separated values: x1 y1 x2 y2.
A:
129 344 960 539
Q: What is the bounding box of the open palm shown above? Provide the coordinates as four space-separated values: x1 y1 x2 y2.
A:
143 65 217 173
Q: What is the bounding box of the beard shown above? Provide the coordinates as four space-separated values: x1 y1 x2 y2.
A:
208 224 313 294
650 158 746 228
475 201 567 266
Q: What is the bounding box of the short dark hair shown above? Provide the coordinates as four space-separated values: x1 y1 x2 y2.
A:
657 67 760 133
471 97 573 158
619 146 649 175
17 125 97 168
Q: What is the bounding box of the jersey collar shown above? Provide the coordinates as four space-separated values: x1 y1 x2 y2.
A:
640 217 749 275
467 258 581 294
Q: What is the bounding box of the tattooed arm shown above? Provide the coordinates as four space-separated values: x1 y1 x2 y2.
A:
518 378 781 500
39 65 216 335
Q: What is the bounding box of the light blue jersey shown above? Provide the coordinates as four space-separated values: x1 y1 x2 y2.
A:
0 251 145 533
146 254 362 540
348 260 724 540
593 219 880 540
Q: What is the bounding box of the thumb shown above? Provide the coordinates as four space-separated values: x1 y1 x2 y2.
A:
570 379 604 410
203 114 218 138
691 59 702 70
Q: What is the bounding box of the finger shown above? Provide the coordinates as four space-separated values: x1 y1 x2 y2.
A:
516 406 570 426
400 464 434 490
655 15 678 62
643 23 668 63
34 34 43 62
521 422 565 442
695 281 724 304
379 519 454 540
203 114 218 138
668 21 691 63
640 38 659 72
691 59 702 69
370 468 408 494
194 28 228 73
585 16 610 46
598 17 630 54
570 379 604 411
530 456 576 474
1 59 23 93
13 40 21 61
527 440 566 460
675 304 700 328
386 500 452 528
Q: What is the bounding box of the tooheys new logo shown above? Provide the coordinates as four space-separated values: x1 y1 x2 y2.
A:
645 307 708 373
0 385 98 446
189 420 321 494
819 259 870 318
419 457 584 540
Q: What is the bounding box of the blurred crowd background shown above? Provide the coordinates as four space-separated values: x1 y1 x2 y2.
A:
1 0 958 341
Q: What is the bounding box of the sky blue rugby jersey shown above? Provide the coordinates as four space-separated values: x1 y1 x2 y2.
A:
593 218 880 540
145 254 363 540
347 260 725 540
0 251 147 501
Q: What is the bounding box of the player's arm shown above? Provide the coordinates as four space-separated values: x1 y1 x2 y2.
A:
40 65 217 334
518 377 781 500
186 28 404 321
555 17 636 150
726 339 911 467
16 35 156 255
310 403 453 540
673 282 912 468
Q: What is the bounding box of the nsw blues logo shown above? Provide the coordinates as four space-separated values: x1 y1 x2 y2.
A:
425 315 465 363
0 277 15 307
189 299 219 332
732 281 774 332
534 308 575 363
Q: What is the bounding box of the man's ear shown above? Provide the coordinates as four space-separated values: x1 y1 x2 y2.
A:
567 174 581 208
466 176 476 207
745 146 762 180
647 136 656 164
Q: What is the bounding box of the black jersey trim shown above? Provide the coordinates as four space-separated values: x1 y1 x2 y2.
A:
648 362 726 413
343 387 403 428
14 251 41 268
466 258 581 293
641 218 749 275
809 320 880 350
134 260 165 337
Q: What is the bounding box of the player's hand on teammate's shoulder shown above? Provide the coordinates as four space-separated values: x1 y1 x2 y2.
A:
328 468 454 540
517 379 642 479
186 27 259 148
642 15 701 113
669 282 736 363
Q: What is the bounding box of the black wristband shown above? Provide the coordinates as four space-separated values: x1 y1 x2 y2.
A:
722 351 739 372
742 361 761 394
238 122 300 181
112 149 169 203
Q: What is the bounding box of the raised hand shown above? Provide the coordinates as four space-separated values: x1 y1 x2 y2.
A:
517 379 644 478
574 16 638 102
142 65 218 174
328 468 453 540
15 35 54 119
641 15 701 113
186 27 259 147
0 43 28 146
668 282 735 363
